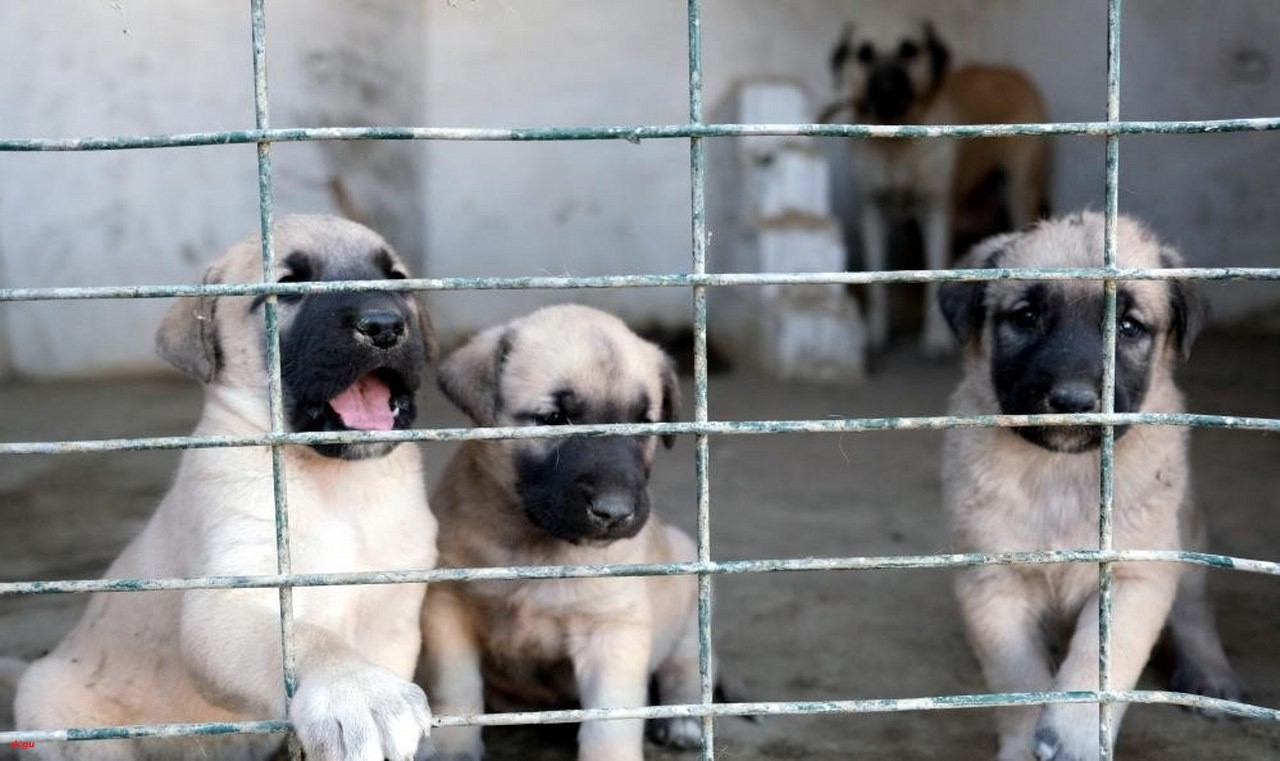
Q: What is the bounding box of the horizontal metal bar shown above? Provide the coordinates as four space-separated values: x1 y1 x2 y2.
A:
427 690 1280 727
2 267 1278 304
4 549 1276 598
3 117 1280 152
2 689 1273 746
0 720 290 744
3 412 1277 456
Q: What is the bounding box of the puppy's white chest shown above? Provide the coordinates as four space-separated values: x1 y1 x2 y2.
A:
287 458 436 574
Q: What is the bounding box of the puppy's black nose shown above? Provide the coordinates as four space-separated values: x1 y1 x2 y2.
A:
356 310 405 349
588 491 635 528
1048 383 1100 414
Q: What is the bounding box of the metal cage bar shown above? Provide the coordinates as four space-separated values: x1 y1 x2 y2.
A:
1 0 1278 757
247 3 303 759
1097 0 1124 756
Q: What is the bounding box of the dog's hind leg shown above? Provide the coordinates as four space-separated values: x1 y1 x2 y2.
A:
1167 563 1243 710
921 200 958 358
859 202 891 353
1004 137 1050 227
646 609 705 750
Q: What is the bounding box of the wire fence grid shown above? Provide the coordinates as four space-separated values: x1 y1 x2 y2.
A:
2 0 1279 759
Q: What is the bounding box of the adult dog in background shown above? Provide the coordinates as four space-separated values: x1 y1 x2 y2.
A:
826 18 1051 357
417 305 702 761
938 212 1241 761
16 216 438 761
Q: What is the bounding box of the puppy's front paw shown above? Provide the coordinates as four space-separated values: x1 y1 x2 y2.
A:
293 665 431 761
1032 706 1100 761
647 716 703 750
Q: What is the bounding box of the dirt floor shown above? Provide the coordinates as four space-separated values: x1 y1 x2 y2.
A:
1 328 1277 760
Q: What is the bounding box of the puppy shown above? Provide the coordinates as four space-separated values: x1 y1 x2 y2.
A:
826 19 1051 357
15 215 438 761
416 304 702 761
938 211 1241 761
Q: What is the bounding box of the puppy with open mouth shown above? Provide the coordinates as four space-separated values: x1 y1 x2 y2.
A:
416 304 709 761
16 215 438 761
937 212 1241 761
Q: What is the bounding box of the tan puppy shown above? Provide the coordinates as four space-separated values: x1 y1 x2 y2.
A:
826 18 1051 357
15 216 438 761
417 305 702 761
938 212 1240 761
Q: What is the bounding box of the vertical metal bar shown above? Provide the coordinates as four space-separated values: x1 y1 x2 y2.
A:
686 1 715 758
250 2 301 760
1098 0 1124 757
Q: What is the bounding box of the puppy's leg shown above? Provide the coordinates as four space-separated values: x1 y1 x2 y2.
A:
920 198 957 358
957 570 1054 761
647 604 705 748
1034 567 1179 761
417 587 485 761
859 201 891 353
572 622 652 761
1167 563 1242 708
182 588 431 761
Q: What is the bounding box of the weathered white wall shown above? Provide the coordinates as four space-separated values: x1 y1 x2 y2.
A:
0 0 427 378
420 0 978 341
1 0 1276 377
977 0 1280 316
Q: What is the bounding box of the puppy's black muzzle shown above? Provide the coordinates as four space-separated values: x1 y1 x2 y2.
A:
863 64 915 123
281 291 428 460
518 436 652 544
996 316 1139 454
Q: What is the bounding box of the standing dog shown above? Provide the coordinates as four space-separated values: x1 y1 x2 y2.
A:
938 212 1241 761
416 305 702 761
15 215 438 761
826 19 1051 357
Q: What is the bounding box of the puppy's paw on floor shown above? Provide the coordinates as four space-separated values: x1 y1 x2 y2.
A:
1032 716 1099 761
647 715 703 749
293 665 432 761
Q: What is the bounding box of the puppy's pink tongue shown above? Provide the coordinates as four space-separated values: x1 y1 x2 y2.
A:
329 374 394 430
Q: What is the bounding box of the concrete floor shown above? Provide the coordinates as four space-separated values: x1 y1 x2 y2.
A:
1 329 1277 760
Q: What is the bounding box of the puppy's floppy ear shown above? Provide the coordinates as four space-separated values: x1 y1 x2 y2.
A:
413 296 440 365
937 233 1017 346
437 325 513 425
830 23 853 85
923 21 951 88
156 264 225 383
1159 249 1210 360
659 357 681 450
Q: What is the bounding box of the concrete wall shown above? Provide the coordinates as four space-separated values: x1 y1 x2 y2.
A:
0 0 427 378
1 0 1276 377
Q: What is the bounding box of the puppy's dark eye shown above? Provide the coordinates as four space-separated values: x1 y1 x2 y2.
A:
534 411 569 427
857 43 874 64
276 272 308 304
899 40 920 60
1006 304 1039 330
1118 315 1146 338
